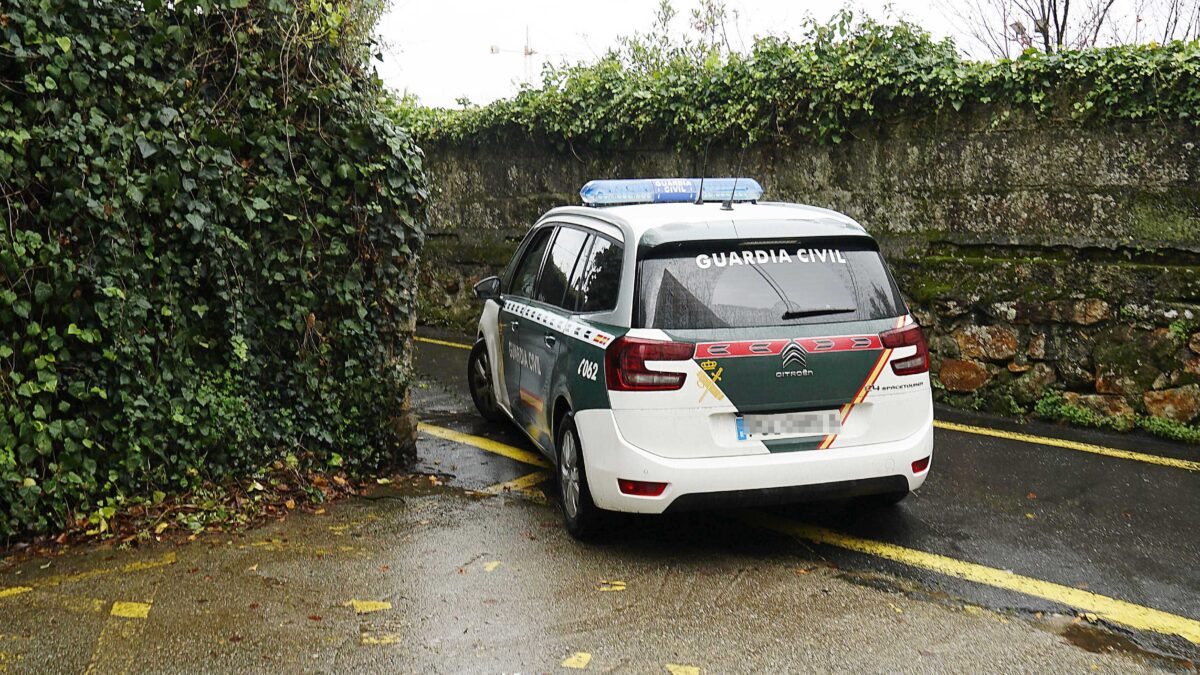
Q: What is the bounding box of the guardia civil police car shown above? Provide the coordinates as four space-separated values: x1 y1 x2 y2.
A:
468 178 933 538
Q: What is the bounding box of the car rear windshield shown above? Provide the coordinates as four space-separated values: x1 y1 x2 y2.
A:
636 238 906 329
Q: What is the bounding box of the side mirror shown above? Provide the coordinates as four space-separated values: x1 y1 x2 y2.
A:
473 276 502 301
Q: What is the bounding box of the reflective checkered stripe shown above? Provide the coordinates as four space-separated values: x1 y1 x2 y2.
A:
505 301 615 348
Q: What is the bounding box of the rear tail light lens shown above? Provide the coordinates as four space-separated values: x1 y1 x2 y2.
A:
912 456 930 473
605 337 694 391
618 479 668 496
880 324 929 376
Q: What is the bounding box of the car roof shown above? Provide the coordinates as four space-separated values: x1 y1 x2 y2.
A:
539 201 871 248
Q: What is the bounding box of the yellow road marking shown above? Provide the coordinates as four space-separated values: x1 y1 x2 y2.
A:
749 512 1200 645
561 652 593 669
85 595 156 675
934 420 1200 472
346 599 391 614
0 552 176 603
414 334 1193 472
419 423 550 468
596 580 626 592
482 470 551 498
361 632 404 645
415 336 472 350
109 601 151 619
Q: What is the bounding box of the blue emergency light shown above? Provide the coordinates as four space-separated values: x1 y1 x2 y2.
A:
579 177 763 206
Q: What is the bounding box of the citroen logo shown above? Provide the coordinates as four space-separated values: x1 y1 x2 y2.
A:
781 341 808 369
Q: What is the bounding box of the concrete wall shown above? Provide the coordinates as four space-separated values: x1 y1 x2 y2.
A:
417 119 1200 427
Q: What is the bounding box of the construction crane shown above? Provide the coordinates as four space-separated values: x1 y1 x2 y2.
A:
489 26 538 85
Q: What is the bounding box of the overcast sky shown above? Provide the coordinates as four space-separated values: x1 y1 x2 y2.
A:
375 0 963 107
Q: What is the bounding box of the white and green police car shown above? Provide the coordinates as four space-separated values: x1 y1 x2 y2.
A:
468 178 933 538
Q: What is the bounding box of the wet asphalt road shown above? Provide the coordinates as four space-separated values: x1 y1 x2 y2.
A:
0 332 1197 673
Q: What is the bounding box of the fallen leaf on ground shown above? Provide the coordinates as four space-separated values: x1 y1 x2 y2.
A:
889 603 903 614
285 499 295 510
483 561 501 572
247 564 258 572
665 665 700 675
561 652 592 669
596 580 626 592
375 478 391 485
1027 492 1037 500
308 615 322 621
1025 512 1036 520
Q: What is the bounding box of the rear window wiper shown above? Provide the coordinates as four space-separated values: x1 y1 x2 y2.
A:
781 308 856 320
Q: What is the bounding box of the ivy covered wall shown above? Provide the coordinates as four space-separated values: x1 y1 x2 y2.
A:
0 0 428 538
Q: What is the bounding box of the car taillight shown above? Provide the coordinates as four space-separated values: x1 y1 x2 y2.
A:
605 337 694 391
618 479 668 496
880 324 929 376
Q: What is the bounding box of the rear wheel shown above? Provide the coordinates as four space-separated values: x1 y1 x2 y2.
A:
557 412 603 539
467 339 504 423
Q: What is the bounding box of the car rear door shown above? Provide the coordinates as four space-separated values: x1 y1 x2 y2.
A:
523 225 592 447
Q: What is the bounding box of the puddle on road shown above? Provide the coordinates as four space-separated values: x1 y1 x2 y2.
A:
1058 623 1197 671
837 566 1197 670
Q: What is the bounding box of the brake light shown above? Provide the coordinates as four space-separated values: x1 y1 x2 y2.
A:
618 479 668 496
880 324 929 376
605 337 694 391
912 456 930 473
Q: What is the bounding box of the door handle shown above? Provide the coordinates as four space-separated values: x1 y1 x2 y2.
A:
509 320 519 332
543 333 557 348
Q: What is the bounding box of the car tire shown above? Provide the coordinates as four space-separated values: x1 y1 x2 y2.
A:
556 412 604 540
467 339 505 423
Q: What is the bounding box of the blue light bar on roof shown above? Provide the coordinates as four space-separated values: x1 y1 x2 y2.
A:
579 178 764 206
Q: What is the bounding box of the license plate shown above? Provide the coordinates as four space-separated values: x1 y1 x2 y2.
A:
736 411 841 440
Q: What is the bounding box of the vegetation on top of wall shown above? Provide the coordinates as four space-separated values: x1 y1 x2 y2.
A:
394 11 1200 150
0 0 427 540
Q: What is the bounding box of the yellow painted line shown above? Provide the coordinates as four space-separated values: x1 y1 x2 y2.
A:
85 592 156 675
0 552 176 604
109 601 151 619
934 420 1200 472
361 632 404 645
561 652 593 669
482 470 551 497
346 599 391 614
418 422 550 468
415 336 472 350
749 512 1200 645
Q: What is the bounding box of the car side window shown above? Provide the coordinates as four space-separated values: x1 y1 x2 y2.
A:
508 228 554 298
535 227 590 308
573 236 623 312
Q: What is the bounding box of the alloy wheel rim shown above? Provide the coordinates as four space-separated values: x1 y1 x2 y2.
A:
561 432 581 520
471 350 492 405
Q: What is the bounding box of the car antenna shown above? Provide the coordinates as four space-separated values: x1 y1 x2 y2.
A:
721 145 747 211
694 142 710 205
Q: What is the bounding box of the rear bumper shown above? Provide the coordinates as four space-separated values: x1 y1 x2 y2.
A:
574 408 933 514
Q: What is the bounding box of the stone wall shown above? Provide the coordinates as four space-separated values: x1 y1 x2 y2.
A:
416 119 1200 430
